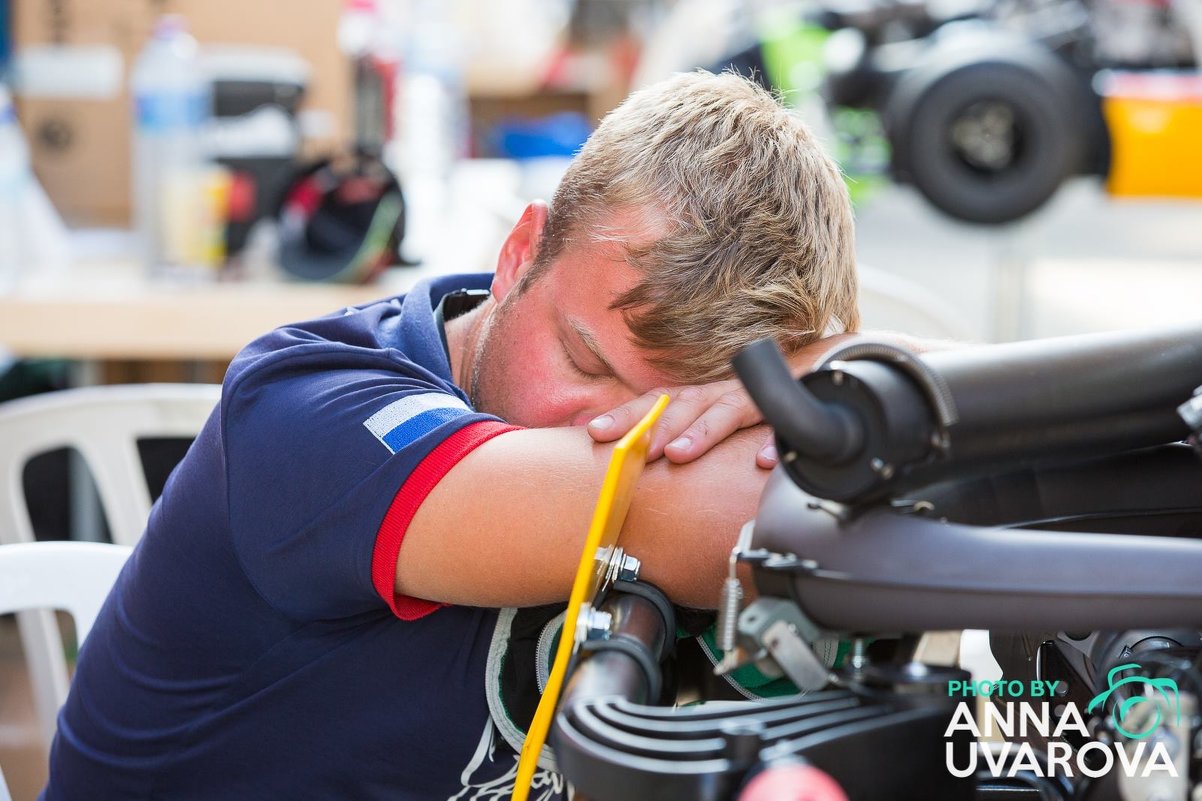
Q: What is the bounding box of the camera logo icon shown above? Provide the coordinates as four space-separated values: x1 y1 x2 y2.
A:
1086 662 1181 740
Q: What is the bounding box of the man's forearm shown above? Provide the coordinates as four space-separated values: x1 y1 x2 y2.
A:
397 426 767 609
620 427 765 607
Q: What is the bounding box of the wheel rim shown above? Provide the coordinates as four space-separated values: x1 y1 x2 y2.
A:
949 100 1023 173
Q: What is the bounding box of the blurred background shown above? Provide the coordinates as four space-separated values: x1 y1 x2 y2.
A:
0 0 1199 796
0 0 1200 355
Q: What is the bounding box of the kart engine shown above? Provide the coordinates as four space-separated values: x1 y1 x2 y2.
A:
549 324 1202 801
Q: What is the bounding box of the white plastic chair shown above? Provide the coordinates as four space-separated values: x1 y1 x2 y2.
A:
0 383 221 548
0 383 219 748
0 541 132 646
0 542 133 768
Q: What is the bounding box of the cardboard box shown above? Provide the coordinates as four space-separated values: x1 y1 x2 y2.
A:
12 0 349 227
12 0 153 225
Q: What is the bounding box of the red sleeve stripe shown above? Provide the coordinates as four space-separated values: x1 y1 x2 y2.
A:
371 420 522 620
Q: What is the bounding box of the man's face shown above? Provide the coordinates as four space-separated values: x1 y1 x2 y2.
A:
469 231 673 428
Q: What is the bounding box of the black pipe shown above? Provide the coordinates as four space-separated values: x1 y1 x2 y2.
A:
920 325 1202 474
557 589 671 714
732 340 863 464
735 324 1202 502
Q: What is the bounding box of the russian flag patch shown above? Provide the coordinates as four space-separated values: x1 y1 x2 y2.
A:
364 393 470 454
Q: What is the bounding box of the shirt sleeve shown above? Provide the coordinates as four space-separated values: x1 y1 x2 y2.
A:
369 418 518 620
222 347 516 621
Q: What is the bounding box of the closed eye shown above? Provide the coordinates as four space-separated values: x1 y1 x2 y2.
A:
562 341 606 380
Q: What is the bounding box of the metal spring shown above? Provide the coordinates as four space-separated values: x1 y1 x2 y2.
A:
716 576 743 653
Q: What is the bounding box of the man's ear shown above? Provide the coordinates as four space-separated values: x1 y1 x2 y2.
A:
492 201 548 302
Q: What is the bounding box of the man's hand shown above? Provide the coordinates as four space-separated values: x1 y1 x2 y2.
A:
587 334 859 469
588 379 777 466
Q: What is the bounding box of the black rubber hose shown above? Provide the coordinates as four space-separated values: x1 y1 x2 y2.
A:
732 340 864 464
743 325 1202 503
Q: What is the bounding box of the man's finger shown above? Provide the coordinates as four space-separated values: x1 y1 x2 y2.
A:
662 390 762 464
587 391 665 443
755 434 779 470
644 383 728 459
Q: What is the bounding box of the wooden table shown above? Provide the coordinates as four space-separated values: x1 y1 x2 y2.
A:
0 159 527 369
0 260 439 363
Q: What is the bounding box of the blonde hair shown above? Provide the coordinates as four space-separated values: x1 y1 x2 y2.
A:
527 71 860 382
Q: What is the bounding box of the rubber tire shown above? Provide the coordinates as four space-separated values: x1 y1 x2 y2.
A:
887 45 1085 225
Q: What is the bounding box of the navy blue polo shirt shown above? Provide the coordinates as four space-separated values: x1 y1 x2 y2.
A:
44 274 565 800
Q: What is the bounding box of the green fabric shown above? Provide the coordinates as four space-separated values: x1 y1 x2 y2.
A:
695 625 853 699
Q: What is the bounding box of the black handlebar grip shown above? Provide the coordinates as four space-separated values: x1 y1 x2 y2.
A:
732 339 863 464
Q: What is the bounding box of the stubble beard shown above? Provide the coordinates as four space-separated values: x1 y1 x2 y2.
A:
466 303 501 418
467 324 488 412
464 293 530 426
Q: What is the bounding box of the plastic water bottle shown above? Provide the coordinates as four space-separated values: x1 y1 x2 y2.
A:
394 0 468 264
131 15 214 280
0 84 71 294
0 84 31 293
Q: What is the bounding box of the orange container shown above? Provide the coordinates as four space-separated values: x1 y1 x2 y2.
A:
1102 71 1202 198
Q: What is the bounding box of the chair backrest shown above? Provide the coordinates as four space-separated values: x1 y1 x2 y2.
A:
0 542 134 751
0 384 218 753
0 542 133 643
0 383 220 547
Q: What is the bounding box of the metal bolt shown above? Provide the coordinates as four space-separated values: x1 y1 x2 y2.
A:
575 603 594 643
850 638 868 671
584 608 613 641
616 553 641 582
